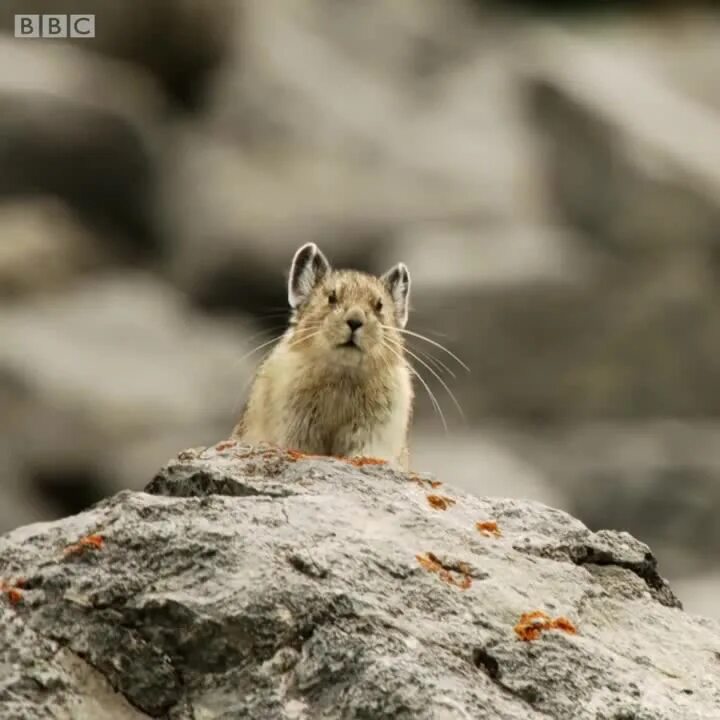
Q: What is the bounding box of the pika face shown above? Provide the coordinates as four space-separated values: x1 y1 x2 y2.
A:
287 243 411 368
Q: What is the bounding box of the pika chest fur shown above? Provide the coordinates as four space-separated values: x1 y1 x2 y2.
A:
233 243 414 468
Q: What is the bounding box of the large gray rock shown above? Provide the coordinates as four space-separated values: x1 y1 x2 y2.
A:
0 274 254 531
458 423 720 606
161 0 537 314
0 37 162 257
0 605 148 719
387 26 720 422
0 0 235 110
0 198 101 298
1 443 718 719
523 27 720 258
402 273 720 421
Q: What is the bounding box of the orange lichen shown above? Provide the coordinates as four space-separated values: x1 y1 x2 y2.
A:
416 552 443 574
63 533 105 557
416 552 472 590
514 611 550 641
426 494 456 511
455 573 473 591
346 456 387 467
286 449 308 460
514 610 578 641
286 449 324 461
0 578 25 605
408 473 443 489
476 520 502 538
551 616 578 635
285 450 388 467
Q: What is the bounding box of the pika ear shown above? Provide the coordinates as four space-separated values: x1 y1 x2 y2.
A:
381 262 411 328
288 243 331 308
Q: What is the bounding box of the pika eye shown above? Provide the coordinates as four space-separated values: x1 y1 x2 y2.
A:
328 290 338 305
375 299 383 312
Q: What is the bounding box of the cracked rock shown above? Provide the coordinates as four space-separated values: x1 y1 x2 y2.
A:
1 443 719 719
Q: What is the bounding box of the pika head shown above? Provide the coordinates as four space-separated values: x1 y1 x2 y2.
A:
287 243 410 367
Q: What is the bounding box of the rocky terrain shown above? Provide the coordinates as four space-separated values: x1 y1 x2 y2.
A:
0 1 720 618
1 444 719 720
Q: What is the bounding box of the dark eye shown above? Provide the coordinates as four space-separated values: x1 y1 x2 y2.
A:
328 290 338 305
375 299 383 312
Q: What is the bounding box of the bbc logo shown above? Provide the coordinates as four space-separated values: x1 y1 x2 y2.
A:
14 14 95 38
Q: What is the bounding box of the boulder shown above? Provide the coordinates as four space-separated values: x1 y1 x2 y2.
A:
457 422 720 596
0 274 254 531
523 27 720 258
0 0 235 110
161 0 535 314
0 198 101 298
0 37 162 257
402 274 720 421
0 604 147 720
1 442 718 719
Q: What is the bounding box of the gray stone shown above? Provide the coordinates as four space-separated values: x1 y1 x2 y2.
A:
1 443 718 719
498 422 720 579
523 27 720 257
0 605 149 719
161 0 535 313
403 264 720 420
0 37 162 256
0 0 234 110
0 275 255 531
0 198 101 298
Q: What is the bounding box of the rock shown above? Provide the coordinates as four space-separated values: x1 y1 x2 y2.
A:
384 221 580 293
161 0 538 313
499 421 720 580
401 253 720 421
0 199 101 298
0 274 254 531
0 0 235 110
415 421 720 619
0 37 163 257
548 11 720 116
1 443 718 719
408 428 567 509
0 604 149 720
305 26 720 423
523 27 720 258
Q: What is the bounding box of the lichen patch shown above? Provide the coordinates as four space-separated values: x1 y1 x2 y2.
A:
514 610 578 641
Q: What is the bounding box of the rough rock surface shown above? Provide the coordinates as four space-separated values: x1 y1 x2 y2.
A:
1 443 719 719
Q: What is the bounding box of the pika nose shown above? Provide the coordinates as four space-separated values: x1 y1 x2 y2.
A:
345 308 365 333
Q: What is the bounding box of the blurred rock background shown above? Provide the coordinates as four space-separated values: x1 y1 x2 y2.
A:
0 0 719 617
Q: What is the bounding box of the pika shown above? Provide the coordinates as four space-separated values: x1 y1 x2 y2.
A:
233 243 414 468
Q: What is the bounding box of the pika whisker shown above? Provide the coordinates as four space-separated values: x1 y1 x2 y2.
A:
380 325 469 372
385 336 464 420
233 243 415 468
382 339 447 434
406 343 457 378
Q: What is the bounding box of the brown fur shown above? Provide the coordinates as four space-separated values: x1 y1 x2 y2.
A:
233 266 414 467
